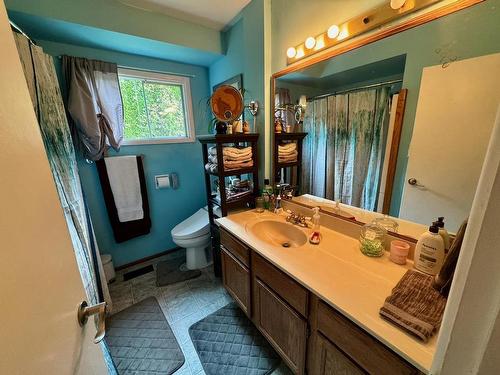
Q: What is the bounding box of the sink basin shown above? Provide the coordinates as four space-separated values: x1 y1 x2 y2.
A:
247 220 308 248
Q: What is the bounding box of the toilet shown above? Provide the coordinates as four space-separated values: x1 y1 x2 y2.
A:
171 207 212 270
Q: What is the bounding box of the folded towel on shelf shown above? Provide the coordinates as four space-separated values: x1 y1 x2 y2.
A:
224 148 252 160
278 152 298 163
207 146 254 172
379 270 447 342
225 160 254 170
278 150 298 158
210 146 252 156
224 158 253 166
278 143 297 152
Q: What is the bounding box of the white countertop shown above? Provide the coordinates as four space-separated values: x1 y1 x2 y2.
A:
216 209 437 373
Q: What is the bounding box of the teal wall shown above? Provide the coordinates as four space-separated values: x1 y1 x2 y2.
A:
39 40 211 267
271 1 500 216
209 0 266 182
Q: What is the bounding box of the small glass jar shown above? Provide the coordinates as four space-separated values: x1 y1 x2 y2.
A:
359 222 387 257
255 197 265 213
373 214 399 233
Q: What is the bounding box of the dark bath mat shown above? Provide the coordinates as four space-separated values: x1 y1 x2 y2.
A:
189 303 281 375
123 264 154 281
156 257 201 287
106 297 184 375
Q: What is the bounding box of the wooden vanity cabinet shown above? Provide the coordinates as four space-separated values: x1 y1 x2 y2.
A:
252 253 308 374
220 229 251 316
308 295 421 375
313 332 366 375
220 227 422 375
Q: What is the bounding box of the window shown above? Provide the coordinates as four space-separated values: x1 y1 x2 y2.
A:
118 68 195 144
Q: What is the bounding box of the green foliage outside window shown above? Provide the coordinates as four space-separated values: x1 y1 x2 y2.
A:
119 76 187 140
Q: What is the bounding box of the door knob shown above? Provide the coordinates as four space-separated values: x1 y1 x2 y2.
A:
78 301 106 343
408 178 424 187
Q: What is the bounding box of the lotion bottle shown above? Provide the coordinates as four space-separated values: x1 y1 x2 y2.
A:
433 217 450 254
309 207 321 245
414 225 445 275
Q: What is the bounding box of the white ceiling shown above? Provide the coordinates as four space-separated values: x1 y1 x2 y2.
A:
117 0 251 30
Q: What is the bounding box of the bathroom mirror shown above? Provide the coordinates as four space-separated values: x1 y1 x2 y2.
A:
272 3 500 238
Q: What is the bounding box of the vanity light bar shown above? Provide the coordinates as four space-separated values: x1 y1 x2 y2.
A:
286 0 443 65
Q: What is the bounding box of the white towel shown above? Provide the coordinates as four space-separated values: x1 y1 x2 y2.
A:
104 156 144 222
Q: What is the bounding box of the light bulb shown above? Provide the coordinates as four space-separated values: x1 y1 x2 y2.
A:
327 24 340 39
338 28 349 40
286 47 297 58
390 0 406 9
305 37 316 50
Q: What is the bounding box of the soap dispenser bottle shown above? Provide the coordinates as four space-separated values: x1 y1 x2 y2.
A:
414 224 445 275
309 207 321 245
433 217 450 254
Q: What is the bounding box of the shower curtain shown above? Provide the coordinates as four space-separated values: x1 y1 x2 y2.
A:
13 33 116 374
302 87 390 210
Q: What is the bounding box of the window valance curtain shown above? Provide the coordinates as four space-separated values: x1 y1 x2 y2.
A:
62 56 124 161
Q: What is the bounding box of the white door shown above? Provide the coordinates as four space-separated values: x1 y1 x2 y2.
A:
399 53 500 232
0 5 108 375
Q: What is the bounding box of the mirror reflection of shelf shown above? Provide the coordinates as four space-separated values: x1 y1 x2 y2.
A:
273 132 307 190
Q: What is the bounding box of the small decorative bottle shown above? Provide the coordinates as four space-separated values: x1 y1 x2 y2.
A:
275 119 283 133
309 207 321 245
242 121 250 134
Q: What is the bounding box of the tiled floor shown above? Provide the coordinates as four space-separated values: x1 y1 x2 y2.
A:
108 249 292 375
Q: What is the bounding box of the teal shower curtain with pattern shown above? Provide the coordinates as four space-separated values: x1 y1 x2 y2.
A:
13 32 116 374
302 87 390 211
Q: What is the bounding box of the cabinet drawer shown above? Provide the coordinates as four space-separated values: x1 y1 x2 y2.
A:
317 301 420 375
254 278 307 375
252 253 308 317
220 228 250 267
221 247 251 316
315 332 365 375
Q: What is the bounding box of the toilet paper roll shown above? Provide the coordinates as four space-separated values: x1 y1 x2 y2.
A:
155 175 170 189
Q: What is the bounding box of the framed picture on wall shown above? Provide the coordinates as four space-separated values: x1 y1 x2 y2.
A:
212 73 243 93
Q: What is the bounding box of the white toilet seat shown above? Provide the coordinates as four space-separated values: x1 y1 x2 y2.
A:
171 208 209 240
171 207 211 270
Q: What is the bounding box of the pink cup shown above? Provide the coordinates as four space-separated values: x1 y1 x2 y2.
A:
390 240 410 265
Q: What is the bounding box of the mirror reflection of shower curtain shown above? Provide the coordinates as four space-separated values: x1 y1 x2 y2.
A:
302 87 390 210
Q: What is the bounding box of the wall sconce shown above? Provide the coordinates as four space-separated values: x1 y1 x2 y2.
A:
275 96 307 126
245 100 259 131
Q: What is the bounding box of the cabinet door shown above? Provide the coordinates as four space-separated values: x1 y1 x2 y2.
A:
253 278 307 375
314 333 366 375
221 247 251 316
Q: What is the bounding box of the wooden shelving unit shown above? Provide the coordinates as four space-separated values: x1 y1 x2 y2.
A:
198 133 260 276
273 132 307 192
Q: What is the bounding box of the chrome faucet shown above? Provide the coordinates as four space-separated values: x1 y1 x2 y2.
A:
285 210 311 227
277 183 294 200
273 184 294 213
